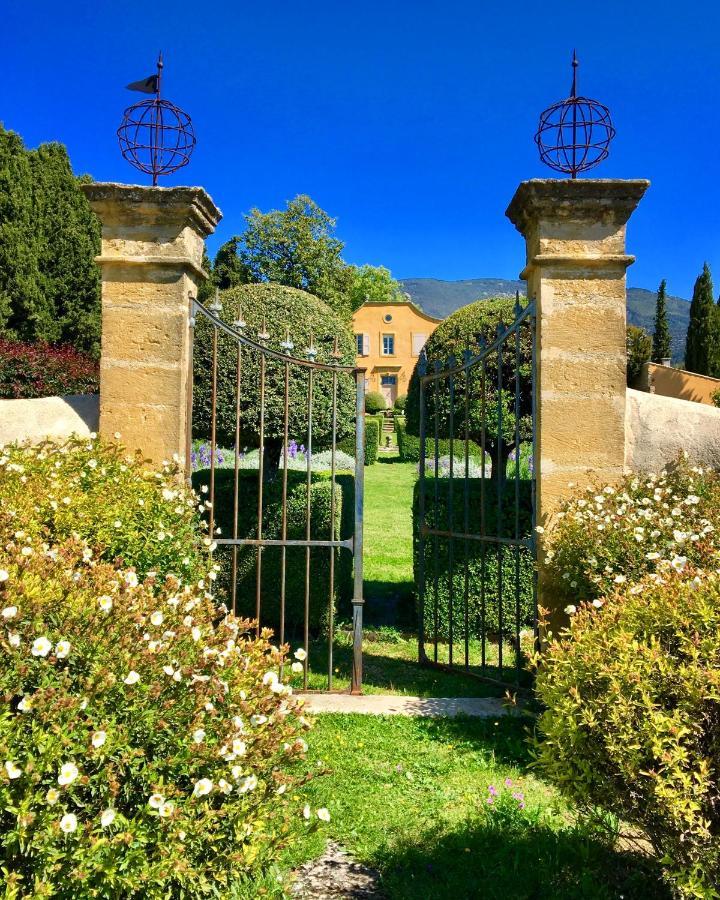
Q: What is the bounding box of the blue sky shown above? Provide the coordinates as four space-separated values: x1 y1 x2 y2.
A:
3 0 719 300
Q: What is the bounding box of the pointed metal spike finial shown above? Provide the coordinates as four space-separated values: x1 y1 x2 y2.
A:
462 347 474 366
279 327 294 354
330 335 343 362
514 291 523 317
447 353 457 370
305 328 318 359
257 317 270 342
496 322 505 339
433 359 442 374
477 334 487 351
418 349 428 376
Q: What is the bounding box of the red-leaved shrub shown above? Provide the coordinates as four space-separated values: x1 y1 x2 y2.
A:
0 339 98 399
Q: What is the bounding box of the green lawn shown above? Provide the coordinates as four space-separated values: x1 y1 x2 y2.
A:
362 453 417 620
235 715 668 900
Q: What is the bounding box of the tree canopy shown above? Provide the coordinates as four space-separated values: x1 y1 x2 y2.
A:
652 279 672 363
192 283 356 475
348 264 404 311
685 263 718 376
405 296 532 481
0 125 100 354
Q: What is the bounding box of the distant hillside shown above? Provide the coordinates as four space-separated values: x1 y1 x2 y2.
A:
400 277 690 363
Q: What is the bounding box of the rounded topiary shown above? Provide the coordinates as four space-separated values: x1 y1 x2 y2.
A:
0 535 318 898
364 391 386 414
393 394 407 413
626 324 652 386
192 284 355 473
405 297 532 481
534 570 720 897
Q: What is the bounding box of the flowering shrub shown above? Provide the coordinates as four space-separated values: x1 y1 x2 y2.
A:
0 339 98 399
0 535 319 897
542 459 720 609
0 436 206 584
533 570 720 898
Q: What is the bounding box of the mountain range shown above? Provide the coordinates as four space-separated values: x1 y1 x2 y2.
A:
399 278 690 363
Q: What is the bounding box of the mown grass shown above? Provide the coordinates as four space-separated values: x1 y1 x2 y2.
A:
235 714 668 899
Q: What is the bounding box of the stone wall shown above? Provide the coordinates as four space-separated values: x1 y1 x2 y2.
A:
0 395 99 448
625 387 720 471
639 361 720 406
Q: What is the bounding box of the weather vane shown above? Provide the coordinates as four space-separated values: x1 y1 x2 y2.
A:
534 51 615 178
117 53 196 185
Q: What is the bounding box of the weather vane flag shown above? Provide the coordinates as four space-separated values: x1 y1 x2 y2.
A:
534 51 615 178
117 53 196 185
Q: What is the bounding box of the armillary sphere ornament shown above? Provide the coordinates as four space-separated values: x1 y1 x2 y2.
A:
535 51 615 178
117 53 196 185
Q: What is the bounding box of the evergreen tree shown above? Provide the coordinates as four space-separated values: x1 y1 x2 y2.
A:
197 247 215 305
685 263 717 375
652 279 672 363
212 237 250 290
0 125 100 354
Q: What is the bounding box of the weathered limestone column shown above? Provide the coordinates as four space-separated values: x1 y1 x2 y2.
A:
506 179 648 625
81 184 221 466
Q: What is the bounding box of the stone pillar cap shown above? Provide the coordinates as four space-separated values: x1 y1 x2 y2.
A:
506 178 649 235
81 182 222 237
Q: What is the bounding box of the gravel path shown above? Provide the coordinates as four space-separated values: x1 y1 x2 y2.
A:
291 842 384 899
297 693 522 717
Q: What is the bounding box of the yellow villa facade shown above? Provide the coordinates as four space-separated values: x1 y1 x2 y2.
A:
352 300 443 406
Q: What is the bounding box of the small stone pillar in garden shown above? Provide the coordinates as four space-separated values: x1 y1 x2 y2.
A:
506 178 648 626
81 183 222 467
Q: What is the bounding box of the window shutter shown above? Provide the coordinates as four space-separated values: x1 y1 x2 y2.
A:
363 333 370 355
412 333 427 356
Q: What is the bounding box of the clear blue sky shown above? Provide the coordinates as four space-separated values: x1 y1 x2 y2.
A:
3 0 719 300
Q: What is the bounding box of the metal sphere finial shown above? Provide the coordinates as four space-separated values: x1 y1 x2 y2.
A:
534 52 615 178
117 53 196 186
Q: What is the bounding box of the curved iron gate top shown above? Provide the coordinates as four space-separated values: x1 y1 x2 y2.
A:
416 294 537 690
188 293 365 694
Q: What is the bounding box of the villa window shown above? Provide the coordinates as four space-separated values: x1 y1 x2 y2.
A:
411 332 427 356
356 333 370 356
382 334 395 356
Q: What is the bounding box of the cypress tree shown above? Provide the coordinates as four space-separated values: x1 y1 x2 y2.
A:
652 279 672 362
0 125 100 354
685 263 717 375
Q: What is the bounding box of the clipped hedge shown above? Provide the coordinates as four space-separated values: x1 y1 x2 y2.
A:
365 391 386 414
337 416 379 466
413 479 534 641
193 469 352 634
397 416 485 464
534 571 720 897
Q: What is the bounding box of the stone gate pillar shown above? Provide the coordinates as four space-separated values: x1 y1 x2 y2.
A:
506 178 648 628
81 183 222 467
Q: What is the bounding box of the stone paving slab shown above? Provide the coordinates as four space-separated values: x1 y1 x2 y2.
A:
291 842 384 899
297 693 522 717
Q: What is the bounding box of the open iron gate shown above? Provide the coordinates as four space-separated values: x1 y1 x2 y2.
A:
188 293 365 694
416 294 538 690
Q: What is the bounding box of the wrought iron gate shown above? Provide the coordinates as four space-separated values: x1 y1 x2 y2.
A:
188 292 365 694
416 294 537 689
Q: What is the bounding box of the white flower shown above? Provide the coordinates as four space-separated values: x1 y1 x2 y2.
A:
671 555 688 573
5 761 21 779
291 661 303 674
55 640 71 659
232 739 246 757
250 715 267 727
564 605 577 615
193 729 206 744
294 648 307 662
303 804 311 820
239 775 257 794
46 788 60 804
101 808 116 827
535 525 545 534
1 606 16 619
7 632 19 648
218 778 233 794
591 599 604 609
98 595 113 612
262 671 278 686
613 574 627 584
91 731 106 748
58 762 79 786
59 813 78 834
193 778 213 797
124 571 138 588
21 547 32 557
31 637 52 657
646 552 661 561
123 671 140 685
150 611 164 626
17 695 32 712
191 626 201 642
317 807 331 822
158 801 175 817
0 570 8 582
148 793 164 809
231 765 243 780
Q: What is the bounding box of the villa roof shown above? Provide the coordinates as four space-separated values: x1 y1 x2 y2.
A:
353 299 443 325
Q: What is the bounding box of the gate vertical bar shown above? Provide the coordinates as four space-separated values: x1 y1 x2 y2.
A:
303 363 314 690
417 354 428 664
185 295 196 483
328 364 338 690
351 369 366 695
